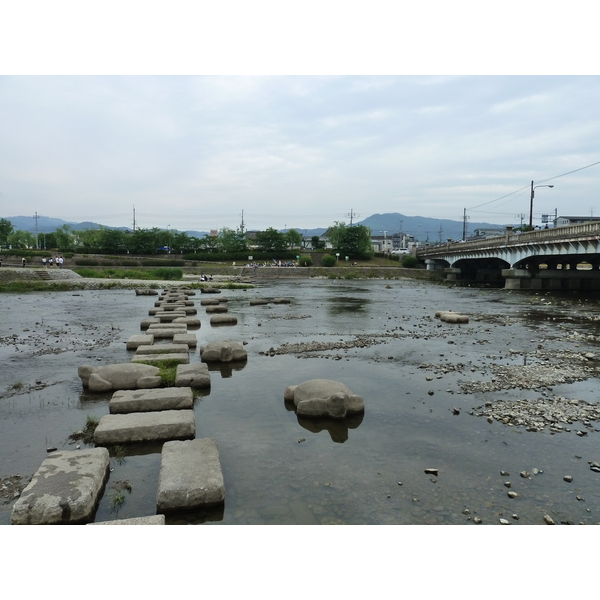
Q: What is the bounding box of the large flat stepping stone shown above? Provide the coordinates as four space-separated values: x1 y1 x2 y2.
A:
148 323 188 330
140 317 160 330
94 410 195 445
126 334 154 350
89 514 165 525
200 298 220 306
249 298 269 305
109 387 194 413
157 439 225 513
135 343 190 355
173 333 197 348
205 305 228 313
132 352 190 365
11 448 110 525
200 287 221 294
144 328 185 340
210 314 238 326
173 317 201 328
176 363 210 388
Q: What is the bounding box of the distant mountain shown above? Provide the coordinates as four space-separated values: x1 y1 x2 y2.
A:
357 213 507 242
4 213 506 242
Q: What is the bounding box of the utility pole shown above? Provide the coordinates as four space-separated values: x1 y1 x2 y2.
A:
240 210 245 234
132 205 136 231
34 212 39 248
346 209 358 226
462 208 468 241
438 224 443 243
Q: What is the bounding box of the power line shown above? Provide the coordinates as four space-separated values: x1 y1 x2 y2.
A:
466 159 600 212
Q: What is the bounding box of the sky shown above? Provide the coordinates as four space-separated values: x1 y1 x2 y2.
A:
1 5 599 235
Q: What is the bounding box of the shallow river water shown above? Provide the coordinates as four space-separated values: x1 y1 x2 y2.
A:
2 279 600 525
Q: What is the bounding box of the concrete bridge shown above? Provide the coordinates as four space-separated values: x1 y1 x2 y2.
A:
416 222 600 290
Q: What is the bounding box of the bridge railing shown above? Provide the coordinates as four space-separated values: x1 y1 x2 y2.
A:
417 222 600 257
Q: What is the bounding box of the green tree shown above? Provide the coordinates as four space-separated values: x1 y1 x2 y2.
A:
327 222 373 259
217 227 248 253
0 218 14 247
7 229 36 249
311 235 324 250
127 228 158 254
255 227 287 253
285 228 302 249
54 224 74 251
98 228 126 254
78 228 102 249
170 231 194 254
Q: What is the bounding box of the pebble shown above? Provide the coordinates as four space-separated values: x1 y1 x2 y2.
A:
507 491 519 498
499 518 510 525
500 470 510 476
473 517 482 524
520 471 531 479
563 475 573 483
543 514 555 525
504 481 512 488
424 468 439 476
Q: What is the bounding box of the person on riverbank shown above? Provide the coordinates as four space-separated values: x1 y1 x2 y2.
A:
22 257 26 268
48 257 53 268
42 257 47 268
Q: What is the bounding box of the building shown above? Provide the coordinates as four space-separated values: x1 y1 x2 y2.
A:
554 216 600 227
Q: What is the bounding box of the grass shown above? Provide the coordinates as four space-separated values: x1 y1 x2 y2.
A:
73 267 183 280
137 359 180 386
68 414 100 446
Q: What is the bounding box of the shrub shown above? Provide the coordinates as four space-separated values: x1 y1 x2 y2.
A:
298 255 313 267
74 259 100 266
150 267 183 280
401 254 418 268
321 254 337 267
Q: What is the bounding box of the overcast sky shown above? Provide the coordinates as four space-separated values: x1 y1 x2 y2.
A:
1 0 599 234
1 75 599 232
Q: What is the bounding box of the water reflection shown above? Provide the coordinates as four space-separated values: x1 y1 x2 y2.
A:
206 361 247 378
296 413 364 443
164 503 224 524
284 398 364 443
326 296 372 316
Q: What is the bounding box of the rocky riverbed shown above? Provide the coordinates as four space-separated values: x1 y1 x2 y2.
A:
2 280 600 524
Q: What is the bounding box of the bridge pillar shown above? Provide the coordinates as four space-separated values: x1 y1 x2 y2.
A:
444 267 461 281
502 268 531 289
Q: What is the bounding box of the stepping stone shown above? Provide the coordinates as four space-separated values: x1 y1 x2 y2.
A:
200 287 221 294
135 289 158 296
173 333 197 348
210 314 238 326
109 387 194 413
272 297 292 304
140 317 160 330
200 340 247 362
200 299 220 306
11 448 110 525
94 410 195 445
132 352 189 365
89 515 165 525
135 343 190 355
205 305 228 313
176 363 211 388
126 334 154 350
157 438 225 513
145 328 185 340
156 312 187 322
249 299 269 305
173 317 201 328
148 323 188 330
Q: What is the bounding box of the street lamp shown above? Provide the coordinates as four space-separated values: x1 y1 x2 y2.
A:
529 181 554 228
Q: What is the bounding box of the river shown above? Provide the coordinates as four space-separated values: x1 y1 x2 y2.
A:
1 278 600 524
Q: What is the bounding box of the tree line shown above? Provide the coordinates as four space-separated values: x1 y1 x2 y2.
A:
0 218 374 259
